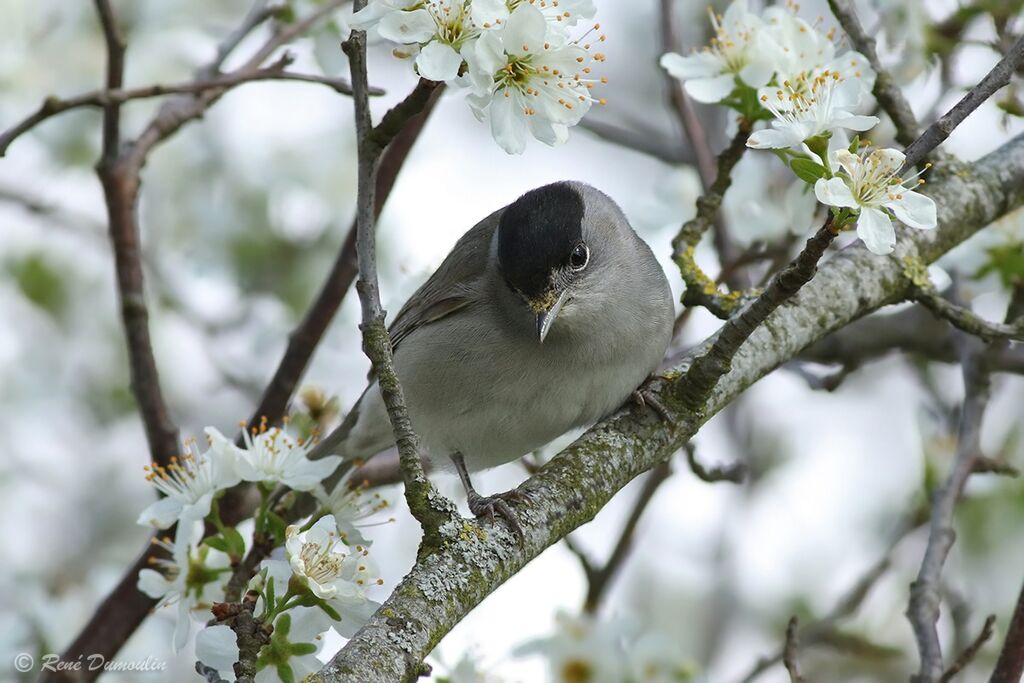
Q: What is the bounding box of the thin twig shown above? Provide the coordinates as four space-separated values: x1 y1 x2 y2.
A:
990 577 1024 683
344 15 448 540
827 0 921 146
940 614 995 682
783 617 806 683
684 441 746 483
678 216 840 411
672 122 755 319
583 461 672 612
578 118 692 164
907 322 1010 681
0 66 373 156
903 34 1024 169
913 286 1024 341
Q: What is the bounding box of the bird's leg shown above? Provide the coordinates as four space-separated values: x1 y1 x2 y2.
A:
631 378 672 422
451 452 527 540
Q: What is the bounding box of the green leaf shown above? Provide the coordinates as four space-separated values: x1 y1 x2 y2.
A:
222 526 246 560
265 576 277 616
848 134 861 153
7 253 68 318
276 663 296 683
316 598 342 621
288 642 318 657
973 242 1024 288
266 511 289 545
203 535 230 553
789 158 828 185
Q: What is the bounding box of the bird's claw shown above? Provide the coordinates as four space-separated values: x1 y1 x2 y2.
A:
631 388 672 422
467 489 526 541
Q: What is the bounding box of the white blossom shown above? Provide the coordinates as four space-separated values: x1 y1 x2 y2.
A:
136 428 240 530
514 612 629 683
660 1 775 103
137 530 230 651
463 4 604 154
747 68 878 150
815 148 937 255
313 474 392 548
235 423 342 492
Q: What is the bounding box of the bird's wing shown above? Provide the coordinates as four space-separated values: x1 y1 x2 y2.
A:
388 208 501 353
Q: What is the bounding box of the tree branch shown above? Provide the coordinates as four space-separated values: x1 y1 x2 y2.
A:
912 285 1024 341
990 577 1024 683
344 14 450 544
783 617 806 683
582 461 672 613
319 131 1024 683
903 34 1024 169
907 294 1018 681
827 0 921 146
941 614 995 682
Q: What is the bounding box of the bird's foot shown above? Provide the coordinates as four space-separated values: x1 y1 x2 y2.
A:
631 388 672 422
467 488 528 541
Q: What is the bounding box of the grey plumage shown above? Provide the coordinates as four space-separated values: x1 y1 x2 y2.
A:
317 181 674 487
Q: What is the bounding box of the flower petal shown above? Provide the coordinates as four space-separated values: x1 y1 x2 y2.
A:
814 177 858 209
196 625 239 675
886 190 937 230
857 206 897 254
684 74 736 103
659 51 722 80
739 60 774 88
137 496 184 529
377 9 435 44
282 454 342 491
415 41 462 82
747 126 803 150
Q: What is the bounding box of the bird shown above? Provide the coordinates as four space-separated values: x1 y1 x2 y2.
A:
314 181 675 533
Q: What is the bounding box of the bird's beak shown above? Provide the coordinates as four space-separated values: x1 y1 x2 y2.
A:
535 289 570 343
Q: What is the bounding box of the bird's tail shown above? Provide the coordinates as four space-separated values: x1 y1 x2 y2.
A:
305 384 394 488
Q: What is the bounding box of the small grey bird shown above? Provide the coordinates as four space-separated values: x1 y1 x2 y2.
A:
318 181 674 529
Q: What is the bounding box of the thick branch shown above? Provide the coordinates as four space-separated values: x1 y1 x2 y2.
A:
827 0 921 146
320 132 1024 683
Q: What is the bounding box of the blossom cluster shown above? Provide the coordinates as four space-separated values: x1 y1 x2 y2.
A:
134 421 389 681
350 0 604 154
661 0 937 254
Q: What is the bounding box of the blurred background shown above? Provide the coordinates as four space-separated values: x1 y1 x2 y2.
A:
1 0 1023 681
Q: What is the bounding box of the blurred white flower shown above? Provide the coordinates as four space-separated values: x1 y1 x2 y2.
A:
629 631 698 682
660 1 775 103
747 68 878 150
137 532 230 651
514 611 629 683
195 624 238 681
463 4 604 154
136 428 240 530
815 148 937 254
723 155 819 246
313 474 392 548
236 423 342 492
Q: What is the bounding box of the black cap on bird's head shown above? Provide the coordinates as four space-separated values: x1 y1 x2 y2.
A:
498 182 593 342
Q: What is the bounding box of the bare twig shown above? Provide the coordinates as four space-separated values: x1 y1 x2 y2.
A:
912 286 1024 341
783 617 807 683
245 84 442 439
344 15 449 540
678 216 840 411
827 0 921 146
0 66 374 156
582 461 672 612
91 0 182 474
903 34 1024 169
990 577 1024 683
672 122 755 319
578 118 692 164
940 614 996 682
684 441 746 483
907 333 1005 681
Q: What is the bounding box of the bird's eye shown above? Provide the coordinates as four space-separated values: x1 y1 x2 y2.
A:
569 242 589 271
